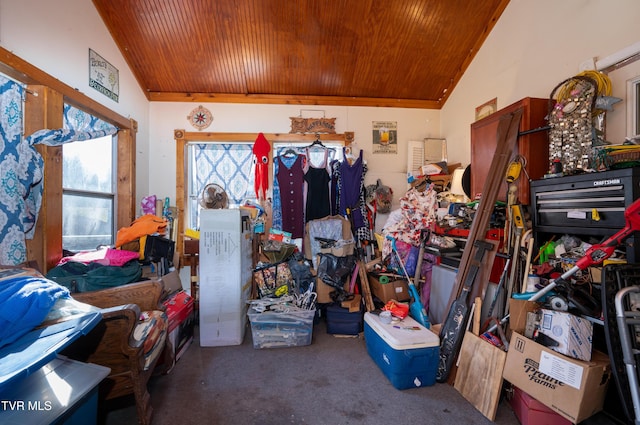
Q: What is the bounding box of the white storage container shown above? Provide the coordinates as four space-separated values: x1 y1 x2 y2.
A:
199 209 253 346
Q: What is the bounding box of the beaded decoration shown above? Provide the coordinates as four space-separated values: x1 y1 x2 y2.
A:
547 75 598 174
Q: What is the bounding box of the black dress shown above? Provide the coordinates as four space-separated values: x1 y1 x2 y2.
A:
304 148 331 222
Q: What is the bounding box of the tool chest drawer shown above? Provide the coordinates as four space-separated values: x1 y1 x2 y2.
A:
530 167 640 235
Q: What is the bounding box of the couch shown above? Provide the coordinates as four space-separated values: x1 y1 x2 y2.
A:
60 279 170 425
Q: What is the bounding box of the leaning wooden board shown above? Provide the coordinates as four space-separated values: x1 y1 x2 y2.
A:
438 109 523 383
445 108 524 310
454 331 507 421
358 259 375 311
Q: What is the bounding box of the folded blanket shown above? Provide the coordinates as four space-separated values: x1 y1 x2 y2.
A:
0 276 70 349
57 247 139 267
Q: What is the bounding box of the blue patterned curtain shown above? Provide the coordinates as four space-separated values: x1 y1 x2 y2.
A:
0 83 118 265
192 143 254 205
27 104 117 146
0 75 35 264
189 143 254 229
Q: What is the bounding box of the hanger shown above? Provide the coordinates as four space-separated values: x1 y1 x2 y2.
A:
282 148 298 157
307 133 325 148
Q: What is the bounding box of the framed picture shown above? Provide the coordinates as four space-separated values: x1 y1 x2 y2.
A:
89 49 119 102
372 121 397 154
475 98 497 121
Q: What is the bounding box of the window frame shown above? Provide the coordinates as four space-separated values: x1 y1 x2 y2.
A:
23 84 136 271
174 130 349 264
627 75 640 140
2 46 135 271
62 134 118 251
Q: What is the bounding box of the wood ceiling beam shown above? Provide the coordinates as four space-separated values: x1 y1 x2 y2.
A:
148 91 441 109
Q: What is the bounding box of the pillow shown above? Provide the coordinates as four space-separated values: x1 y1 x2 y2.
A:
133 310 168 370
0 275 70 349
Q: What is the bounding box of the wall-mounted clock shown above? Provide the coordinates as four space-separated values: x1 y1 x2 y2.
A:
187 105 213 130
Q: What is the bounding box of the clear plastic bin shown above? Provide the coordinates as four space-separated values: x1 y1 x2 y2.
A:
247 307 315 349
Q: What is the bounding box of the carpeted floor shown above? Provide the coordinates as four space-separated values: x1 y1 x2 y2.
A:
104 316 523 425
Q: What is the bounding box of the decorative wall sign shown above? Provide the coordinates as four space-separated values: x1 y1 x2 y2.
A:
187 105 213 130
289 117 336 134
344 131 355 145
475 98 497 121
372 121 397 154
89 49 119 102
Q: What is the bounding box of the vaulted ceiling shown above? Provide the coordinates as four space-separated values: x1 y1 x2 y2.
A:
93 0 509 109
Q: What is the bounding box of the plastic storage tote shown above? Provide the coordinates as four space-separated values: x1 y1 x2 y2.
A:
247 307 316 349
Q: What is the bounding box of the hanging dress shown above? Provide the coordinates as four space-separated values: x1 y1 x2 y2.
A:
329 158 340 216
304 147 331 222
276 154 305 239
338 148 371 241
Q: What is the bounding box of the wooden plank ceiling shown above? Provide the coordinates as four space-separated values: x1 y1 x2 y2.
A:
93 0 509 108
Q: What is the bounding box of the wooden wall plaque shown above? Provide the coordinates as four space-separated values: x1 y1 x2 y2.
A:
289 117 336 134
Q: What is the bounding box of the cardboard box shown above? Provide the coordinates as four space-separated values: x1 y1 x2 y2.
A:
158 290 196 372
508 298 541 338
538 309 593 361
364 312 439 389
503 331 610 424
509 385 572 425
341 294 362 313
160 269 184 299
199 209 252 347
316 277 348 304
368 274 410 303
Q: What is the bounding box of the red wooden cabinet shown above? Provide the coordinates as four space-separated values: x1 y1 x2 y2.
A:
470 97 549 205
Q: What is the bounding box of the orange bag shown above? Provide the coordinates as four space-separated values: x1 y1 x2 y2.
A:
382 300 409 319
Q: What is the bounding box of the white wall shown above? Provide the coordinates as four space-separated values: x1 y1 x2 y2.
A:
0 0 152 199
441 0 640 166
150 103 440 217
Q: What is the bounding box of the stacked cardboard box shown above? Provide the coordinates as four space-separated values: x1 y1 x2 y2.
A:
503 300 610 424
368 274 410 303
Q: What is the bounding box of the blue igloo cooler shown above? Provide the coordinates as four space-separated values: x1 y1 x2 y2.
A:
364 312 439 389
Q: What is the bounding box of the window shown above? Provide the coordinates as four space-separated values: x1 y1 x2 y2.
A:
185 140 346 231
186 142 255 230
631 76 640 139
62 135 116 251
176 132 349 254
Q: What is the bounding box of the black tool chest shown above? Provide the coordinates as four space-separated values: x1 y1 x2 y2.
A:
530 166 640 262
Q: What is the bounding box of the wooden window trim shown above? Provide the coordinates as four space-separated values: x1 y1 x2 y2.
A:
174 130 349 266
1 47 136 271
